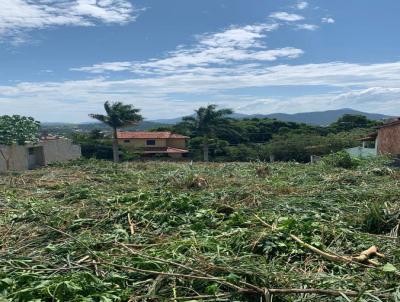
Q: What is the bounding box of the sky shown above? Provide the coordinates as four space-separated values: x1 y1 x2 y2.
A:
0 0 400 123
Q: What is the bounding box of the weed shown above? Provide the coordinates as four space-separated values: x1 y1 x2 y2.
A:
324 151 360 169
360 202 400 234
0 158 399 301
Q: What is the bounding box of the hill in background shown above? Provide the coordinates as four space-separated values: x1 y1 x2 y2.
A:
153 108 390 126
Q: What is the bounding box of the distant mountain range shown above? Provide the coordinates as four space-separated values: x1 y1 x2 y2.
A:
42 108 391 134
153 108 391 126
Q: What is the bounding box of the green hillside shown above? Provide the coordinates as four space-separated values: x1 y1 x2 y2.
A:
1 158 400 301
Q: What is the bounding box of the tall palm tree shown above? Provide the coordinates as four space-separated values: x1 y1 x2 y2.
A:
183 105 233 162
89 101 143 163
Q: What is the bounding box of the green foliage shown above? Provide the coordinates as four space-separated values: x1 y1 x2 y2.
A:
0 115 40 145
88 129 105 140
324 151 360 169
224 143 261 161
1 158 399 301
360 202 400 234
89 101 143 130
181 104 234 161
172 112 376 162
330 114 382 132
72 132 113 159
182 104 233 138
263 130 367 163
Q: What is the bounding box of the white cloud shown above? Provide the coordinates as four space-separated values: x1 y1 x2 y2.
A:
296 1 308 10
78 61 133 73
72 23 304 74
270 12 304 22
322 17 335 24
2 61 400 121
237 87 400 115
1 11 398 122
296 24 319 31
0 0 139 41
331 87 400 111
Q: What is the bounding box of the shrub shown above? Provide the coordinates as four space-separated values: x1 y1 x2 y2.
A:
323 151 359 169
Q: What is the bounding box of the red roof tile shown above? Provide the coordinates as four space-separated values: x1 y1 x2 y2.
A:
117 131 189 139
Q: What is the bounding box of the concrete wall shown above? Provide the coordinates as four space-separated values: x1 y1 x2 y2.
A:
377 124 400 155
0 138 81 173
0 144 29 172
42 139 81 165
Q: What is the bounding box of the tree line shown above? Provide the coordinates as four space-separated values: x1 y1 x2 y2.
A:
1 101 382 163
82 101 381 163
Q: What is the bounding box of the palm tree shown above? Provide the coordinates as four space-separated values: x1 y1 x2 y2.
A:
183 105 233 162
89 101 143 163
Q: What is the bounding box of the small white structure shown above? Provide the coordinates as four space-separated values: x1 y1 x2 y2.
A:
345 146 377 158
0 137 81 173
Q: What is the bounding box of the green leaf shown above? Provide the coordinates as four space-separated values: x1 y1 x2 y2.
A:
205 283 219 295
382 263 397 272
226 273 240 283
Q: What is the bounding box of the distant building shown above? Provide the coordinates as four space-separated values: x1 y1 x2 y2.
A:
117 131 189 158
0 136 81 173
347 118 400 157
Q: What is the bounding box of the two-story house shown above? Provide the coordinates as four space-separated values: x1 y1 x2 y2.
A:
117 131 189 158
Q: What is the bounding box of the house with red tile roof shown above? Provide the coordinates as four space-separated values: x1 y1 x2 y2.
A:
117 131 189 158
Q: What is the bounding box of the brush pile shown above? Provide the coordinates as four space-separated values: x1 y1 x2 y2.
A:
1 157 400 301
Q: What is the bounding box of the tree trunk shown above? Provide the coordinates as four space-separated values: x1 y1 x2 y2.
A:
112 128 119 163
203 138 209 162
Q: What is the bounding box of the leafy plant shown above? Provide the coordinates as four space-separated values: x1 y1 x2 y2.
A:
0 115 41 146
324 151 360 169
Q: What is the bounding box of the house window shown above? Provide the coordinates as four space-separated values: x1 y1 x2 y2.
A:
146 140 156 146
28 148 35 155
124 140 130 143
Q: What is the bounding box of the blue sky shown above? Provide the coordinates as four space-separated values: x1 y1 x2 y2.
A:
1 0 400 122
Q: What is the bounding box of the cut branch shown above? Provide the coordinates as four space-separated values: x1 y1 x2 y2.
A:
255 215 380 267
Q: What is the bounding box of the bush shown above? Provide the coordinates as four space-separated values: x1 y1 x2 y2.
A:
324 151 359 169
80 141 113 159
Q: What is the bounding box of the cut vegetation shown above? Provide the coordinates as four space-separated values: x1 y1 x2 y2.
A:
1 156 400 301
